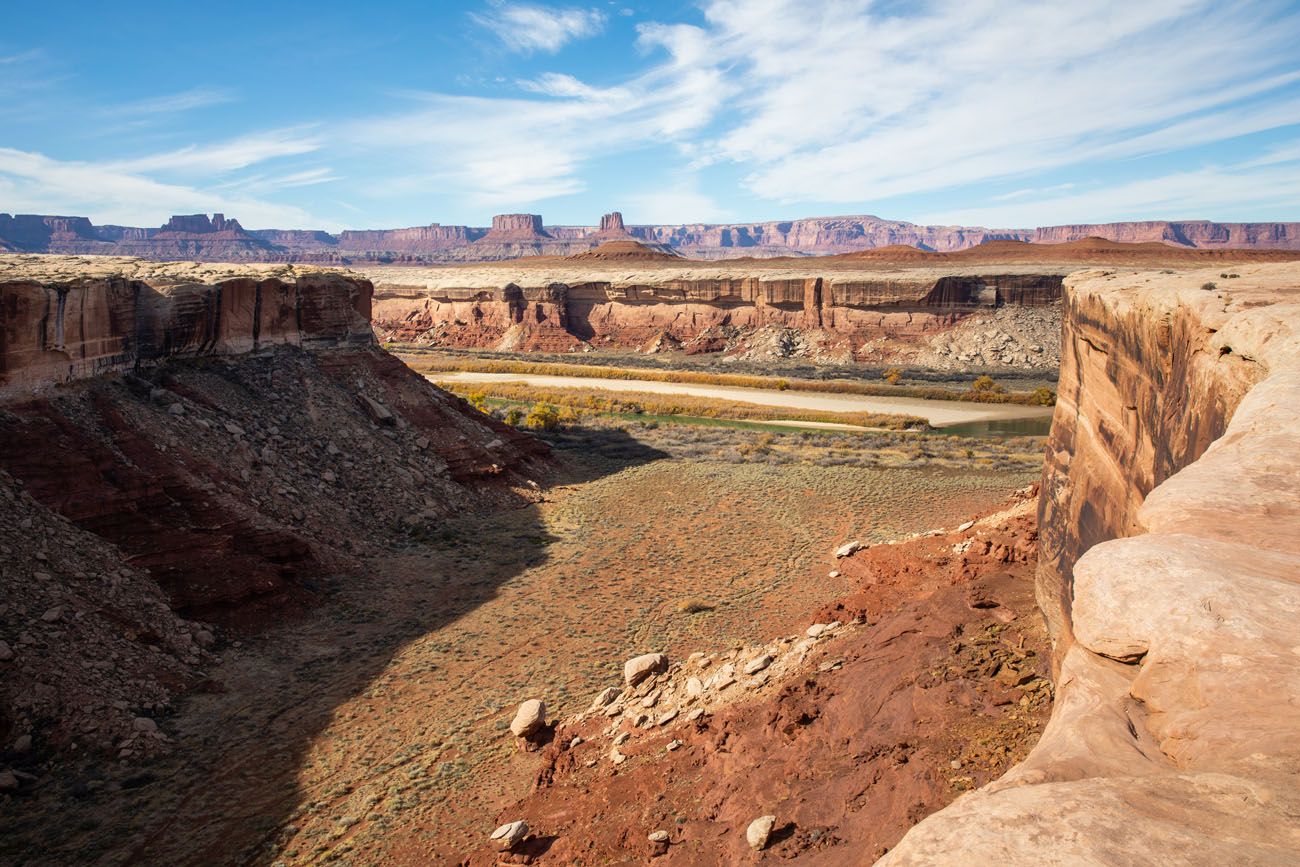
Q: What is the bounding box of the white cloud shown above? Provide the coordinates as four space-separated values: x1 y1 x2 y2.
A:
98 86 236 117
470 3 606 53
920 161 1300 227
0 145 336 229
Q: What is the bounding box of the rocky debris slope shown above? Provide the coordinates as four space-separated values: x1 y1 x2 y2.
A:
0 258 549 786
881 264 1300 864
910 303 1062 371
466 489 1051 864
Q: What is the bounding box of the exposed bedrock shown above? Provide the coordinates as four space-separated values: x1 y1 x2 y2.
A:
369 272 1065 357
1 256 373 397
880 264 1300 865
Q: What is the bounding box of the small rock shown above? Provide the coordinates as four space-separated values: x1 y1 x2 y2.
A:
818 659 844 673
657 708 678 726
685 677 704 697
624 652 668 687
743 655 773 675
747 815 777 850
806 623 827 638
132 717 158 734
957 519 976 532
641 689 661 708
614 731 631 746
0 769 18 791
950 759 962 769
13 734 32 753
224 422 245 436
0 641 12 661
194 629 216 649
588 686 620 712
510 699 546 737
490 820 528 851
834 541 862 558
167 403 185 416
321 470 337 484
666 739 681 751
610 749 627 765
648 829 670 843
40 607 63 623
828 570 840 578
687 708 706 721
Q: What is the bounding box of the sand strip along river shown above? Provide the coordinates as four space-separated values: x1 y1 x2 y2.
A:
431 372 1056 430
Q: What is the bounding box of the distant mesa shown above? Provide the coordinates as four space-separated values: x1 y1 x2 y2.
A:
478 213 552 243
3 210 1300 263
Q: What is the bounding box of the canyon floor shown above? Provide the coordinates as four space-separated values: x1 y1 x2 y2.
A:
1 421 1038 866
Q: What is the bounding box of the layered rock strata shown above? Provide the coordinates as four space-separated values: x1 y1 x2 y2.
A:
366 262 1065 361
880 264 1300 864
0 255 372 397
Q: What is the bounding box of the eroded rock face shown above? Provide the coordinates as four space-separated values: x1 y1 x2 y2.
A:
0 256 373 398
367 262 1067 361
881 263 1300 865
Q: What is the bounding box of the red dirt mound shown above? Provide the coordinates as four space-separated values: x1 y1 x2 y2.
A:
566 240 684 262
465 487 1052 865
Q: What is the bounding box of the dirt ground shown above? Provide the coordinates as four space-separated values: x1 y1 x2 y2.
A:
0 430 1034 866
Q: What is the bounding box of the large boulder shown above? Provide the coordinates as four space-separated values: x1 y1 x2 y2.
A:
509 699 546 737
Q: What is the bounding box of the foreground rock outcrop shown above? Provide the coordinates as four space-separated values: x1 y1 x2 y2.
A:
881 263 1300 864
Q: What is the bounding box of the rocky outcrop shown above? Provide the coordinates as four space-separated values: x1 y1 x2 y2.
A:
880 263 1300 865
0 254 549 764
6 212 1300 264
0 255 372 398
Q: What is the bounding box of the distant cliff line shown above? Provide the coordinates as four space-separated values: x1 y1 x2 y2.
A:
3 210 1298 264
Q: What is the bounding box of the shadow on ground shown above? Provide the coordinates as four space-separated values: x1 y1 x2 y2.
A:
0 428 667 866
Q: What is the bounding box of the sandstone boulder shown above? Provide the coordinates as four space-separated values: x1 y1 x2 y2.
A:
510 699 546 737
490 820 528 851
624 652 668 687
747 815 776 850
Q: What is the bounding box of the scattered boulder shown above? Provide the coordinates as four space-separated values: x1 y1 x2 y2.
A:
587 686 620 712
132 717 158 734
747 815 777 850
957 519 976 532
0 769 18 791
806 623 827 638
0 640 12 661
835 541 863 558
624 652 668 687
743 654 773 675
510 699 546 737
490 820 528 851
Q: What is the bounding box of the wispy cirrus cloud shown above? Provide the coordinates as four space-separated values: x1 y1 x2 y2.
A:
470 2 606 54
98 86 237 117
0 131 336 228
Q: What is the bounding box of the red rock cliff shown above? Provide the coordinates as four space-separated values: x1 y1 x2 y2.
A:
880 263 1300 864
1 256 373 398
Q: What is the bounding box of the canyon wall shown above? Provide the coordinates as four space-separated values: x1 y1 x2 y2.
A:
0 256 372 398
6 212 1300 263
367 266 1065 362
880 264 1300 864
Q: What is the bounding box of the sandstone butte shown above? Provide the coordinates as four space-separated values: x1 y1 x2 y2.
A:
2 253 1299 864
880 262 1300 864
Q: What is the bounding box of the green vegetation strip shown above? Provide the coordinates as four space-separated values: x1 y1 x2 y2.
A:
410 355 1055 406
437 381 929 430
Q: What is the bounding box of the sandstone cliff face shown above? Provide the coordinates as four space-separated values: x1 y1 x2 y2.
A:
880 264 1300 865
0 256 373 398
367 264 1065 362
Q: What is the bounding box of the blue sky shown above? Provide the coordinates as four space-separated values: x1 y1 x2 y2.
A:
2 0 1299 231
